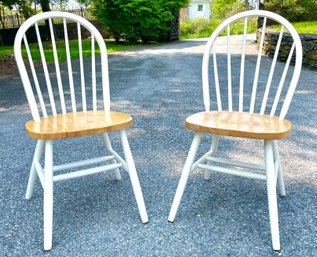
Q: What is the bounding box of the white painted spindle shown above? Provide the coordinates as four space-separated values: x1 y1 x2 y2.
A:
239 17 248 113
270 43 295 117
250 16 267 114
23 35 47 117
91 34 97 111
63 18 76 113
227 25 232 111
260 26 284 115
35 22 57 116
77 22 86 111
101 52 110 112
49 18 66 114
212 45 222 111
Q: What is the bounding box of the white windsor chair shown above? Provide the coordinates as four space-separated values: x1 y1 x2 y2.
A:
14 11 148 250
168 10 302 251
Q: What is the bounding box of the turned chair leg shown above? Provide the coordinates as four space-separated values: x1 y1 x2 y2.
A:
204 135 220 180
43 140 54 251
120 130 148 223
265 140 280 251
25 140 45 200
273 141 286 196
102 133 121 180
168 133 202 222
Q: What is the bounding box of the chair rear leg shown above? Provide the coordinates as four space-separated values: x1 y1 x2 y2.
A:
265 140 280 251
43 140 54 251
120 130 148 223
273 141 286 196
204 135 220 180
168 133 202 222
102 133 121 180
26 139 45 200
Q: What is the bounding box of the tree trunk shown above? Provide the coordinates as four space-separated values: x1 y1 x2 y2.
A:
40 0 51 12
39 0 51 40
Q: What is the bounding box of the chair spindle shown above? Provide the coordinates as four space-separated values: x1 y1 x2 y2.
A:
260 26 284 115
271 43 295 117
23 35 47 117
49 18 66 114
239 17 248 113
77 22 86 111
212 46 222 111
63 18 76 113
91 34 97 111
35 22 57 116
250 16 267 114
227 25 232 111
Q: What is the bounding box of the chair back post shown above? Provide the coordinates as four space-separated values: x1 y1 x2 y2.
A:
202 10 302 118
14 11 111 121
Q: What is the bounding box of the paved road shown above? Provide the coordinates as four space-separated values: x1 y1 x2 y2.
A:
0 39 316 256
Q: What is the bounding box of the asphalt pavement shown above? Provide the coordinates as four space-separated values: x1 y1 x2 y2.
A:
0 38 316 256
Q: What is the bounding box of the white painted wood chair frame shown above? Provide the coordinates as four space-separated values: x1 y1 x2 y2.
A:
168 10 302 251
14 11 148 251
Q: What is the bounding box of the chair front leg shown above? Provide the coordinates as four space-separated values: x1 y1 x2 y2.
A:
120 130 148 223
102 133 121 180
204 135 220 180
273 141 286 196
26 139 45 200
43 140 54 251
168 132 202 222
265 140 280 251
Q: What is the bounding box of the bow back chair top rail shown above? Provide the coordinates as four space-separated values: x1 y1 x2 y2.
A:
168 10 302 251
14 11 148 251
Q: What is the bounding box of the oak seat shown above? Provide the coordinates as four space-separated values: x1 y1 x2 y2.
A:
185 111 292 140
25 111 133 140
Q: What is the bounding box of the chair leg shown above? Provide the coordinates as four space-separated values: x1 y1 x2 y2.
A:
265 140 280 251
168 133 202 222
204 135 220 180
43 140 54 251
26 140 45 200
120 130 148 223
273 141 286 196
102 133 121 180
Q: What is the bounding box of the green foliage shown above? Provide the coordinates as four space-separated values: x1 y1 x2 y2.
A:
212 0 251 20
16 0 36 18
0 0 35 18
263 0 317 21
0 0 16 7
91 0 188 43
180 18 218 39
272 21 317 34
180 18 257 39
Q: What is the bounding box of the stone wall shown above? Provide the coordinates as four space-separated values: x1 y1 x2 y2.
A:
258 29 317 70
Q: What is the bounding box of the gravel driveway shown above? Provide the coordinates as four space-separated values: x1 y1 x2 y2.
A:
0 38 316 256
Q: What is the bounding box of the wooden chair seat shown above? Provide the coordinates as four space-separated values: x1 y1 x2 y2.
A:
25 111 132 140
185 111 292 140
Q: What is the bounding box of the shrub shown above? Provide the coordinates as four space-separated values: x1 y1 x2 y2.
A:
264 0 317 22
91 0 188 43
180 19 219 39
212 0 251 20
180 18 257 39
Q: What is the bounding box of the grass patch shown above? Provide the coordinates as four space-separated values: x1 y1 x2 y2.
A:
180 18 258 39
272 21 317 34
180 19 317 39
0 39 141 62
